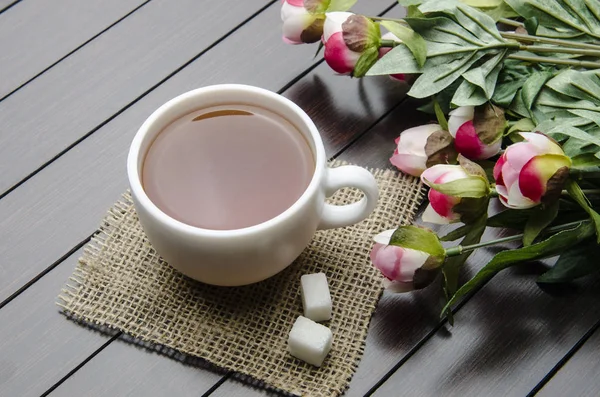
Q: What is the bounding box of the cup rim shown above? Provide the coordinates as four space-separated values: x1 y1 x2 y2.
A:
127 84 326 237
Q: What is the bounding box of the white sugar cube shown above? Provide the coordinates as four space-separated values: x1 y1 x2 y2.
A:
300 273 332 322
288 316 333 367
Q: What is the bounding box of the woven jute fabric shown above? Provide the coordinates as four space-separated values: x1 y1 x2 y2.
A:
58 163 424 397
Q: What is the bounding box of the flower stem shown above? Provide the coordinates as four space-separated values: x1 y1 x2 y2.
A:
380 39 400 48
501 32 600 50
367 16 406 24
562 189 600 196
498 18 524 28
444 220 585 257
570 168 600 180
507 53 600 68
519 44 600 58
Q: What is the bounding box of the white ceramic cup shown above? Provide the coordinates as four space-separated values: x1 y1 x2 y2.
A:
127 84 379 286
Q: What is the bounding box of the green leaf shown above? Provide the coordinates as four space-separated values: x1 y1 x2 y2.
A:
487 208 535 229
389 225 445 258
565 179 600 242
327 0 358 12
546 125 600 149
433 98 449 131
440 223 472 241
408 50 486 98
367 44 422 76
441 212 487 321
538 238 600 283
443 220 596 313
505 0 600 40
519 70 555 120
462 50 506 99
508 118 536 135
352 46 379 78
461 0 503 7
452 79 489 107
397 0 423 5
572 153 600 168
419 0 504 41
380 20 428 67
425 175 490 198
523 201 559 246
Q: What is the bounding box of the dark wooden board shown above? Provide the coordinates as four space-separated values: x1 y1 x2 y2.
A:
49 339 223 397
372 269 600 396
0 0 270 195
0 0 146 98
0 0 397 309
537 325 600 397
0 248 113 397
0 2 399 396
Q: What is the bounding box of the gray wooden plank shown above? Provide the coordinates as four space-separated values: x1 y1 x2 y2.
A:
372 270 600 396
0 0 269 195
0 0 18 13
537 326 600 397
0 0 146 98
0 248 113 397
48 337 222 397
0 2 397 395
0 0 399 305
0 249 221 397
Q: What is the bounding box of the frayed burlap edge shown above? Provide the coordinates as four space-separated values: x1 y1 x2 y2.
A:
58 162 424 397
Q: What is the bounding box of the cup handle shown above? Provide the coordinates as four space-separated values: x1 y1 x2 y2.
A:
317 165 379 230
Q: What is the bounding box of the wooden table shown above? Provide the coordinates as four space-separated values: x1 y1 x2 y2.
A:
1 1 599 396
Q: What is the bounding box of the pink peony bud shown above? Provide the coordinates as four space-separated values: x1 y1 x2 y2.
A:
322 12 380 75
494 132 571 209
390 124 457 177
448 105 505 160
370 228 445 292
281 0 327 44
421 157 490 224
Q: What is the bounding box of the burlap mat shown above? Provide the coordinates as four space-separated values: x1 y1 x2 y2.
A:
58 162 423 397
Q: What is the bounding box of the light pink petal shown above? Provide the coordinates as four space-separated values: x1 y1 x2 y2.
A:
282 13 315 43
396 248 430 282
382 279 415 293
373 229 395 245
506 181 537 209
390 152 427 176
495 184 508 201
370 243 384 263
285 0 305 6
323 11 353 42
281 1 306 21
421 164 467 186
422 203 453 224
478 138 502 160
521 132 564 155
500 161 520 192
505 141 539 173
448 106 474 136
396 124 440 155
323 32 360 75
372 245 404 280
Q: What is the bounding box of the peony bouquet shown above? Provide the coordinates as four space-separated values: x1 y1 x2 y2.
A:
280 0 600 322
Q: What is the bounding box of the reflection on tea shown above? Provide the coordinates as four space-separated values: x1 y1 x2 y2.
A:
142 105 314 230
